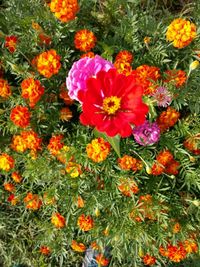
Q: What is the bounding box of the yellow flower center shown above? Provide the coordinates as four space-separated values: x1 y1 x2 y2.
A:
102 96 121 115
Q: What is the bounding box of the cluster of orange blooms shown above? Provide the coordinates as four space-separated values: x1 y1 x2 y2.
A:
5 35 18 53
21 78 45 108
77 214 94 231
164 69 187 88
0 78 11 98
114 50 133 76
74 29 97 52
71 240 86 252
86 138 111 163
131 65 161 95
0 153 15 172
118 155 143 172
24 192 42 210
151 149 180 176
51 212 66 228
157 107 180 132
166 18 197 49
117 178 139 197
49 0 79 23
183 134 200 155
10 105 31 128
35 49 61 78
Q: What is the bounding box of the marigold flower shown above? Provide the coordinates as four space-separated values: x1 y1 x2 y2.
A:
183 240 198 254
77 196 85 208
38 33 52 46
43 193 56 205
96 253 110 266
80 69 149 137
11 172 22 183
114 60 132 76
21 78 45 108
165 159 180 175
80 51 95 58
167 243 187 262
77 214 94 231
71 240 86 252
7 194 19 205
131 65 160 95
4 182 15 192
51 212 66 228
173 222 181 233
66 162 82 178
115 50 133 63
144 36 151 44
59 84 74 105
91 242 100 251
10 105 31 128
166 18 197 49
40 246 51 255
118 155 137 171
183 134 200 155
0 153 15 172
164 70 187 88
11 135 27 153
47 134 64 156
157 107 180 132
49 0 79 23
117 178 139 197
86 138 111 163
5 35 18 53
21 130 42 152
74 29 97 52
142 254 156 266
0 79 11 98
24 192 42 210
36 49 61 78
156 150 174 166
60 107 73 121
151 162 165 176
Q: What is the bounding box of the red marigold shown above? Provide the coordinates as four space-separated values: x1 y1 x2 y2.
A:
115 50 133 63
38 33 52 46
157 107 180 132
114 60 133 76
11 172 22 183
47 134 64 156
24 192 42 210
77 214 94 231
165 159 180 175
80 69 149 137
167 243 187 262
0 153 15 171
151 162 165 176
51 212 66 228
164 70 187 88
21 78 45 108
7 194 19 205
131 65 160 95
40 246 51 255
80 52 95 58
4 182 15 192
5 35 18 53
71 240 86 252
10 105 30 128
96 254 110 266
86 138 111 163
74 29 97 52
36 49 61 78
156 150 174 166
142 254 156 266
0 79 11 98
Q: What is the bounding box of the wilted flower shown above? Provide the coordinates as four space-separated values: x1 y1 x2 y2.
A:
152 86 172 107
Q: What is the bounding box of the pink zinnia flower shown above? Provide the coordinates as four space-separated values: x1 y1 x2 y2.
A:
152 86 172 107
66 55 114 102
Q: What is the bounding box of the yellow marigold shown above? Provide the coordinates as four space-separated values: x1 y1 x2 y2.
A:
86 138 111 163
114 60 132 76
66 161 82 178
50 0 79 23
74 29 97 52
77 214 94 231
11 135 27 153
36 49 61 78
0 153 15 171
51 212 66 228
71 240 86 252
11 171 22 183
166 18 197 49
0 78 11 98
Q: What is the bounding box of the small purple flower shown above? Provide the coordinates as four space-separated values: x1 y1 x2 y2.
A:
66 55 114 102
133 120 160 146
152 86 172 107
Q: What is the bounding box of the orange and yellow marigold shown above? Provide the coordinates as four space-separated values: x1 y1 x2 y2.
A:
24 192 42 210
142 254 156 266
71 240 86 252
86 138 111 163
74 29 97 52
10 105 31 128
77 214 94 231
0 153 15 172
51 212 66 228
11 171 22 183
96 254 110 266
164 69 187 88
117 178 139 197
0 79 11 98
47 134 64 156
157 107 180 132
5 35 18 53
4 182 15 192
40 246 51 255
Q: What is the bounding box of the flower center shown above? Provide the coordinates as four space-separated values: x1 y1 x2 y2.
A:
102 96 121 115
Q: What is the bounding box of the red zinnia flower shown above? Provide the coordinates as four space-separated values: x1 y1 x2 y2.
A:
80 69 149 137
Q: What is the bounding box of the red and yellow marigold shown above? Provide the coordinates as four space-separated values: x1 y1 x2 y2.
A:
118 155 142 172
11 171 22 183
166 18 197 49
0 153 15 172
47 134 64 156
164 69 187 88
24 192 42 210
95 254 110 266
0 79 11 98
21 130 42 152
60 107 73 121
36 49 61 78
21 78 45 108
80 51 95 58
156 150 174 166
117 178 139 197
71 240 86 252
114 60 132 76
66 161 82 177
157 107 180 132
10 105 31 128
51 212 66 228
59 84 74 105
142 254 156 266
86 138 111 163
74 29 97 52
77 214 94 231
49 0 79 23
7 194 19 205
115 50 133 63
11 135 27 153
5 35 18 53
40 246 51 255
183 134 200 155
4 182 15 192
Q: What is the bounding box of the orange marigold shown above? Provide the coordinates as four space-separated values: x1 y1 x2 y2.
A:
5 35 18 53
183 239 198 254
11 171 22 183
77 214 94 231
21 130 42 152
21 78 45 108
77 195 85 208
49 0 79 23
10 105 31 128
183 134 200 155
24 192 42 210
167 243 187 262
74 29 97 52
151 162 165 176
173 222 181 233
166 18 197 49
142 254 156 266
165 159 180 175
96 254 110 266
117 178 139 197
86 138 111 163
0 79 11 98
71 240 86 252
60 107 73 121
40 246 51 255
59 84 74 105
4 182 15 192
118 155 141 171
51 212 66 228
115 50 133 63
114 60 133 76
156 150 174 166
11 135 27 153
131 65 160 95
164 70 187 88
36 49 61 78
80 51 95 58
0 153 15 171
47 134 64 156
157 107 180 132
